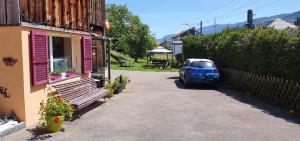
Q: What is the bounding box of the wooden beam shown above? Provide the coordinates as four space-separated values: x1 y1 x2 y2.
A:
86 0 91 31
6 0 20 25
70 0 77 29
77 0 83 30
53 0 62 27
35 0 43 23
29 0 35 23
82 0 87 31
20 0 29 22
0 0 6 25
62 0 69 27
45 0 53 25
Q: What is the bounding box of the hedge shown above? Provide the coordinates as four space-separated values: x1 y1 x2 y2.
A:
183 28 300 82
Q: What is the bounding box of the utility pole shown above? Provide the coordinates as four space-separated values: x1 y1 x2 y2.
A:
247 9 255 29
200 21 203 35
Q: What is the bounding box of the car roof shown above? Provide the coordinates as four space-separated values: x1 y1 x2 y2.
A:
187 58 213 62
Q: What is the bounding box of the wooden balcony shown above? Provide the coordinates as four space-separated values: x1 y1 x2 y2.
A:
0 0 105 32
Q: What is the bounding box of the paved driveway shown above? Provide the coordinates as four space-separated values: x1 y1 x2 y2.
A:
2 70 300 141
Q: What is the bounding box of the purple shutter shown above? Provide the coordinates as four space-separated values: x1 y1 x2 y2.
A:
81 36 92 74
31 31 49 86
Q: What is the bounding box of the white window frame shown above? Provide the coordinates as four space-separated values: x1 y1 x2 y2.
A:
49 36 73 73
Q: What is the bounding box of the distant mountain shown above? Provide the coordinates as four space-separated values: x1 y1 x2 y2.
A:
160 10 300 38
157 34 175 42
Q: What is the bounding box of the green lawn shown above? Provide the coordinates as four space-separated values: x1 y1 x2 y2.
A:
111 57 179 72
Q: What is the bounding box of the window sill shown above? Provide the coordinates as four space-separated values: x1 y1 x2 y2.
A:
49 75 81 84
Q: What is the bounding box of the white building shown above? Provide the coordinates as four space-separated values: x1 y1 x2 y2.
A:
255 18 297 30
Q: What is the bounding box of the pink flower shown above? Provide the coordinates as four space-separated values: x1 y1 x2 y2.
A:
128 80 131 83
56 96 62 102
53 117 59 123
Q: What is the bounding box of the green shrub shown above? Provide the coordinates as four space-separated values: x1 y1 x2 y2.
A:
104 83 114 98
50 70 62 76
113 74 129 89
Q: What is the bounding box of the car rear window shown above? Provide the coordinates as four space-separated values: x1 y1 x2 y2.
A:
191 61 215 68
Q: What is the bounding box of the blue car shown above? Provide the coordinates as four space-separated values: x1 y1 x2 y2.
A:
179 59 220 87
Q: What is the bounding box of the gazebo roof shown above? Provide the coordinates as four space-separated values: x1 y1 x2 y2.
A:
149 46 172 54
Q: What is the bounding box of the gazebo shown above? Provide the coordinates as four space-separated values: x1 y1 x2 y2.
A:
147 46 173 67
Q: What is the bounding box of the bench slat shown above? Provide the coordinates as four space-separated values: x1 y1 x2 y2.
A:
53 78 108 111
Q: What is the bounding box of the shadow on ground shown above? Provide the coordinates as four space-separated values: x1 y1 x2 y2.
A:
174 79 217 90
72 101 106 120
173 78 300 125
26 128 53 141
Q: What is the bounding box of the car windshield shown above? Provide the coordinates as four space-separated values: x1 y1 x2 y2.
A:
191 61 215 68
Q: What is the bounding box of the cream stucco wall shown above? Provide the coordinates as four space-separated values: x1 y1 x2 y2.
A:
0 27 26 122
0 26 90 127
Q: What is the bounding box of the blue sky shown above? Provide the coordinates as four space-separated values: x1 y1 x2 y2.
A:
106 0 300 38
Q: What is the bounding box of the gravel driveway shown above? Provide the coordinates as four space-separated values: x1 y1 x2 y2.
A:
2 70 300 141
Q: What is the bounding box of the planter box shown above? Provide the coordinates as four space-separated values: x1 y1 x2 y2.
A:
114 83 124 94
66 72 76 77
50 74 62 81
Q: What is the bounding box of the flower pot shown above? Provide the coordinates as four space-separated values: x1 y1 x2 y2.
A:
50 74 62 81
46 116 64 133
114 83 124 94
66 72 76 77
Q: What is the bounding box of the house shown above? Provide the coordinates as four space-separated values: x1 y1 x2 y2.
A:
172 27 199 41
255 18 297 30
296 17 300 26
0 0 107 126
172 41 183 55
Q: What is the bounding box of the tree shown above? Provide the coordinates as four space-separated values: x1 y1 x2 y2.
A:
106 4 131 51
106 4 156 61
125 15 156 62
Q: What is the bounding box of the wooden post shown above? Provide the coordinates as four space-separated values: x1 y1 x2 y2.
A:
107 39 111 83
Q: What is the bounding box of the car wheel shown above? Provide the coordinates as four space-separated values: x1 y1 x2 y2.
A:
184 80 190 88
212 82 219 89
179 76 183 82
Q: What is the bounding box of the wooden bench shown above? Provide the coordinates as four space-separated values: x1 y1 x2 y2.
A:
118 59 134 67
53 78 109 111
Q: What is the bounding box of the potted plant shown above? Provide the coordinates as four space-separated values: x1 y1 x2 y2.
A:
38 91 73 133
112 75 130 94
50 70 62 81
66 68 76 77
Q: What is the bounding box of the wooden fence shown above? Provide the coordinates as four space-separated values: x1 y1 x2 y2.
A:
221 69 300 113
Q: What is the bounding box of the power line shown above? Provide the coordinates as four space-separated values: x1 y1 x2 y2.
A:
202 0 262 26
254 0 281 10
216 0 261 20
180 0 283 33
215 0 282 24
192 0 235 21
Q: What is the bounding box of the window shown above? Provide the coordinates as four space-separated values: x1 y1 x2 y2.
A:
49 36 72 72
184 60 190 66
191 61 215 68
49 36 74 80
